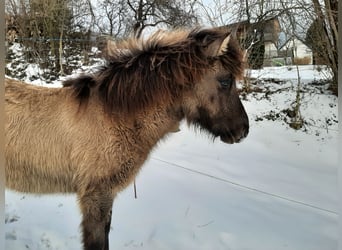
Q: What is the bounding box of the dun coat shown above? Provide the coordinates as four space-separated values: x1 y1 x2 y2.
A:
5 27 249 250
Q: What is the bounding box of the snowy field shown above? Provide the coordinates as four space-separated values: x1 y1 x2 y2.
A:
5 65 338 250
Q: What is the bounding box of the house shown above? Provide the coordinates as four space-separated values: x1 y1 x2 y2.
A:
223 17 281 68
279 37 313 65
223 18 314 67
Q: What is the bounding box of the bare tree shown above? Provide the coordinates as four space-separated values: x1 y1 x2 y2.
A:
307 0 338 94
85 0 199 39
87 0 127 37
278 0 337 94
195 0 240 26
127 0 199 38
197 0 337 88
6 0 96 79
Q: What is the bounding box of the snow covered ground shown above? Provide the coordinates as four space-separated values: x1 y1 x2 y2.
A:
5 65 338 250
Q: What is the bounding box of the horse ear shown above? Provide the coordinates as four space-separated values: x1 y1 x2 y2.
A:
203 33 231 57
193 30 231 57
216 34 231 56
242 49 248 62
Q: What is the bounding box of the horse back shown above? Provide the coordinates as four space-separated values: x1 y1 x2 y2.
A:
5 78 77 193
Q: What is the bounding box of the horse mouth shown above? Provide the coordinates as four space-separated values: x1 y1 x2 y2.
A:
219 129 248 144
220 134 238 144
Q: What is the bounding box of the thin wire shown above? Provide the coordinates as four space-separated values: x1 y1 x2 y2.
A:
152 157 338 215
16 37 95 42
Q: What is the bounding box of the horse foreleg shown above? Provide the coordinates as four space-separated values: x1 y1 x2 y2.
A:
78 189 114 250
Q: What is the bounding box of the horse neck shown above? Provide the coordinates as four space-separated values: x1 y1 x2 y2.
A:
85 93 183 152
126 103 184 149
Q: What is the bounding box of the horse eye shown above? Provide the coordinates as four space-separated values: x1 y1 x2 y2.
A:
218 78 233 88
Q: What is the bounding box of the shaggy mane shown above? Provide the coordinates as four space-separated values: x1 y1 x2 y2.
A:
63 28 244 115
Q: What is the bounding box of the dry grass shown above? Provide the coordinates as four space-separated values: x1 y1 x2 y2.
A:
293 56 311 65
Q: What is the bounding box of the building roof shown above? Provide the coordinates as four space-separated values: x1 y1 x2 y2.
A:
223 17 280 44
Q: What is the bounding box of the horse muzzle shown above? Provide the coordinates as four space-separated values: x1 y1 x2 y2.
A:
219 123 249 144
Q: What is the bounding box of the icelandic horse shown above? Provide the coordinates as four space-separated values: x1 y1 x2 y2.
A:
5 27 249 250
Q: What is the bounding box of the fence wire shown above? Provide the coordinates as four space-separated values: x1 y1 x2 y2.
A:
152 157 338 215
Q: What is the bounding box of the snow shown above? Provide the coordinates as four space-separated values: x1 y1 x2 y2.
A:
248 65 332 82
5 65 338 250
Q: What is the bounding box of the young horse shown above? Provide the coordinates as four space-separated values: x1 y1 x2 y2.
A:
5 28 249 250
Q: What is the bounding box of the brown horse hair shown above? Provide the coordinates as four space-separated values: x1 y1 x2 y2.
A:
63 28 244 116
5 27 250 250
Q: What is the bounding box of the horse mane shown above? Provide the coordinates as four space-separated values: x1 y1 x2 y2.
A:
63 28 244 115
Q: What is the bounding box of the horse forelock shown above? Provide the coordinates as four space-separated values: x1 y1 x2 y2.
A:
64 28 244 116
